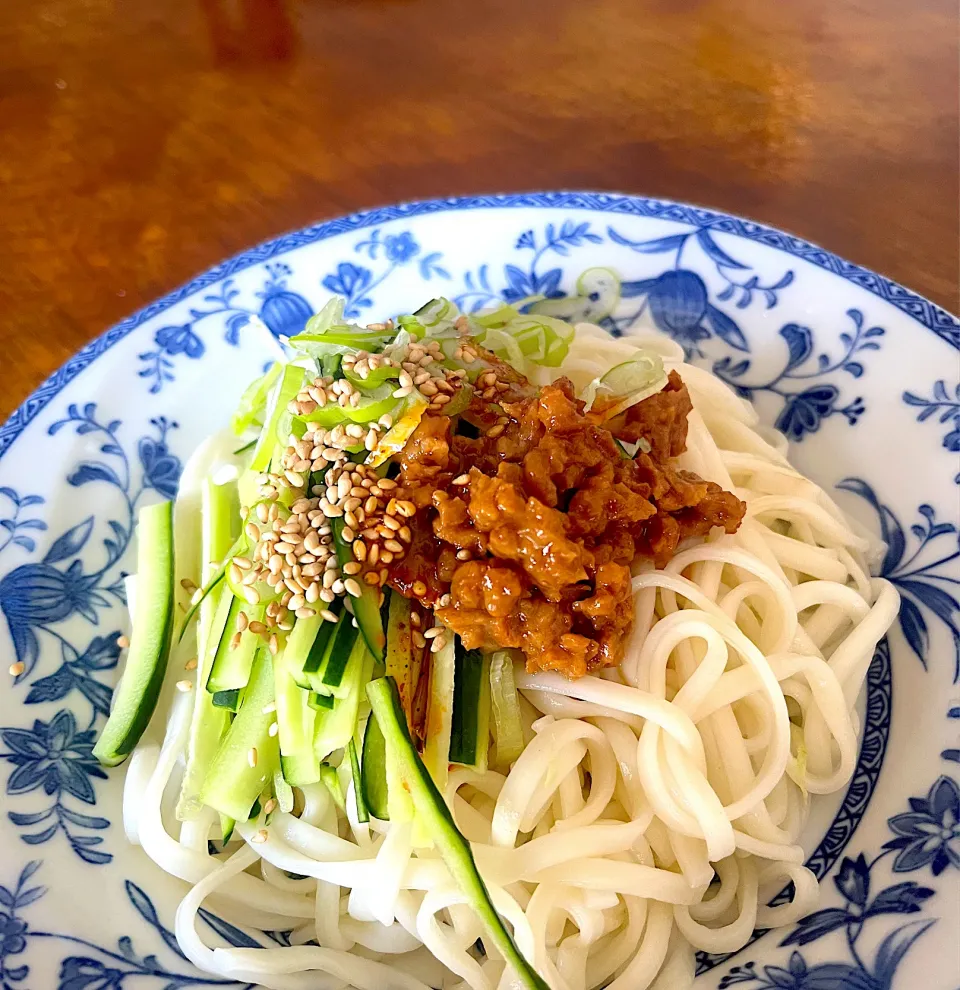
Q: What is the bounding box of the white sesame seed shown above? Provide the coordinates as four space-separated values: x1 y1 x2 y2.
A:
332 578 346 595
319 588 336 603
251 828 268 844
392 385 413 399
268 635 279 655
424 626 444 639
243 586 261 605
430 635 448 653
413 630 427 648
264 798 278 814
296 606 316 618
384 539 403 553
262 701 277 714
176 679 193 692
185 657 199 671
247 747 258 768
452 474 469 485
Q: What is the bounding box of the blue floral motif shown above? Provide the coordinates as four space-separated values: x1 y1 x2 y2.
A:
137 265 312 393
1 409 180 687
601 224 792 355
382 231 419 264
883 776 960 876
0 862 247 990
903 380 960 483
714 311 883 441
255 263 313 341
0 407 182 862
0 489 47 556
719 852 936 989
456 221 602 313
717 730 960 988
1 711 111 864
837 478 960 680
322 228 448 319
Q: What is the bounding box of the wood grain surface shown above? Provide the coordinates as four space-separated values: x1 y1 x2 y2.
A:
1 0 957 418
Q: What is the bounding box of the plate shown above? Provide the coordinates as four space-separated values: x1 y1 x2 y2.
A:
1 193 958 990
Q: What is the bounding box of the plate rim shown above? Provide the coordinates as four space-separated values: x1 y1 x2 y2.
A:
2 190 958 461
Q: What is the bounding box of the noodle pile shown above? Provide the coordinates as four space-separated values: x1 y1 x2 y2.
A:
120 325 899 990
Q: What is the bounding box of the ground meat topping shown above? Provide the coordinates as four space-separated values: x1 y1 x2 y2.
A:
386 367 745 678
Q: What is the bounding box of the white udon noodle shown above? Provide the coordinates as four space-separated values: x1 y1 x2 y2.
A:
119 323 900 990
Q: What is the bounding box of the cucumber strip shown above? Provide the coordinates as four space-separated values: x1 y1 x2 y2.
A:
200 648 280 821
212 689 242 711
220 814 236 843
331 520 385 663
317 610 359 692
177 479 238 819
385 592 413 724
361 708 389 821
274 644 320 787
347 738 368 823
366 677 549 990
251 364 305 472
207 600 264 692
319 763 346 811
273 770 294 814
489 651 524 766
449 646 491 772
423 632 455 791
284 611 332 693
94 501 175 767
314 638 373 761
308 692 335 710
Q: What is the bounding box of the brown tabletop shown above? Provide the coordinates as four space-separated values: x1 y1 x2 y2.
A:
2 0 958 420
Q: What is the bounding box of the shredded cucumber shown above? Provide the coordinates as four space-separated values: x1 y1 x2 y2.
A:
367 677 550 990
93 501 174 767
200 647 279 821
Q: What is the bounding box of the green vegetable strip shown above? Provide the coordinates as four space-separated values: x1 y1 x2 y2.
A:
449 647 490 772
206 600 264 692
177 479 238 818
275 617 321 786
331 519 385 663
319 763 346 811
489 651 525 766
423 634 456 791
313 638 374 761
360 710 389 821
347 738 368 823
93 501 175 767
367 677 549 990
385 593 413 724
250 364 305 472
200 648 279 821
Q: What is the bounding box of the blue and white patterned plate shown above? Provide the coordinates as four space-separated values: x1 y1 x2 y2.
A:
1 193 958 990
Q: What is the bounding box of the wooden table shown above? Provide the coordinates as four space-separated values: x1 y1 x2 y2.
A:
2 0 957 419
